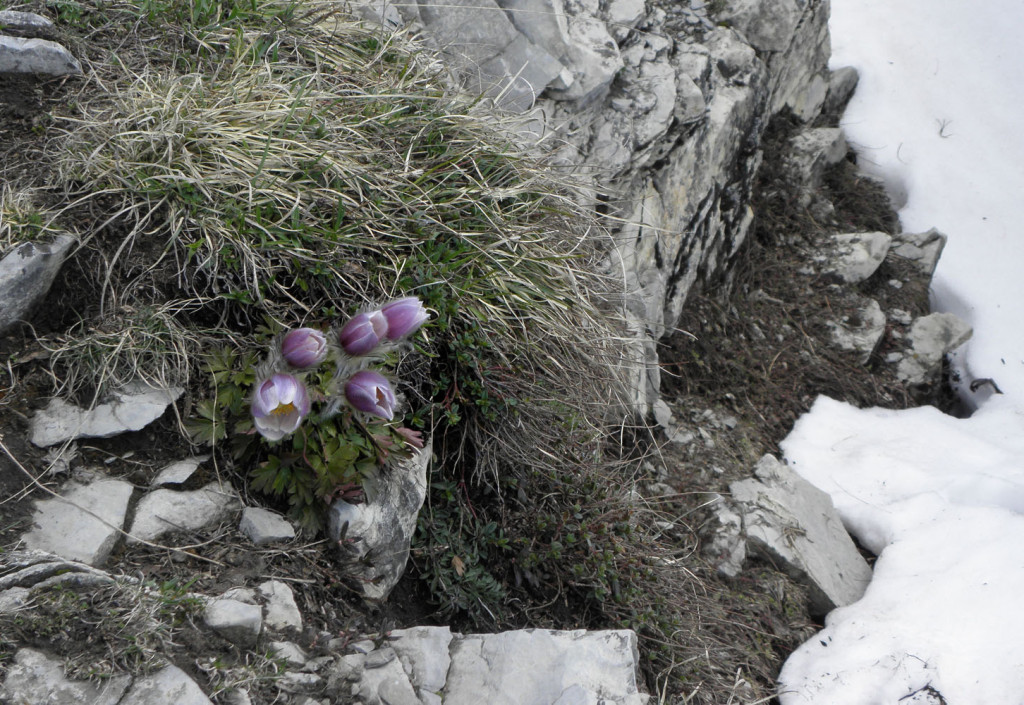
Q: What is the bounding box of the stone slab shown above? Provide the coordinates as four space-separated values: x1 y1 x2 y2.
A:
0 36 81 75
30 382 183 447
0 648 131 705
731 455 872 614
21 477 133 566
127 482 239 544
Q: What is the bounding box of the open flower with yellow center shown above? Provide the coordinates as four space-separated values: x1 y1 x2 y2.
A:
251 373 311 441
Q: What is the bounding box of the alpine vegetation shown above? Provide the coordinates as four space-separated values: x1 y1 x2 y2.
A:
195 297 430 529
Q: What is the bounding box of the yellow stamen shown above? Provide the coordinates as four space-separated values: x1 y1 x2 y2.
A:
271 402 296 416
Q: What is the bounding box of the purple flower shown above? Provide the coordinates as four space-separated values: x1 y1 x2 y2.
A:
380 296 429 340
281 327 327 369
251 373 311 441
338 311 388 356
344 370 396 420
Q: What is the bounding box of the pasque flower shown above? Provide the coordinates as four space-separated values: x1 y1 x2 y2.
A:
251 373 311 441
344 370 396 420
380 296 429 340
281 327 327 368
338 311 388 356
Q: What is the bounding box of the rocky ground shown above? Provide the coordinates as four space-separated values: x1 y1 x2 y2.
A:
0 6 973 705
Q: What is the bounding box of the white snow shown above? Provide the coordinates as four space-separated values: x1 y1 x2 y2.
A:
776 1 1024 702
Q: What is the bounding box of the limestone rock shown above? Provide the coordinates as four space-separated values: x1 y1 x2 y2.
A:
0 234 74 337
765 0 830 119
444 629 648 705
119 664 212 705
410 0 566 111
889 227 947 278
30 382 183 447
270 641 309 667
786 128 847 202
704 494 746 578
127 482 240 544
705 28 757 82
204 598 263 648
352 647 420 705
822 65 860 117
604 0 645 42
896 313 973 386
0 36 81 75
21 476 133 566
258 579 303 633
331 627 648 705
477 34 569 111
389 626 454 702
329 445 430 602
239 507 296 545
545 11 623 105
828 231 892 284
0 648 131 705
0 11 58 40
716 0 802 54
0 586 31 614
730 455 872 615
828 298 886 365
151 456 207 487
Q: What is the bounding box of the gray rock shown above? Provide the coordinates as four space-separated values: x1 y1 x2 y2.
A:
476 34 568 111
0 551 119 592
258 579 303 633
389 626 453 701
239 506 296 545
270 641 309 667
715 0 802 54
329 445 430 602
822 65 860 117
651 398 673 428
896 313 973 386
889 227 948 278
127 482 240 544
221 690 254 705
0 648 131 705
604 0 645 42
764 0 830 119
828 231 892 284
545 13 623 105
0 586 31 613
204 598 263 648
0 234 74 337
731 455 872 615
151 456 207 487
353 648 420 705
444 629 647 705
276 672 322 693
704 494 746 578
705 28 757 81
119 664 212 705
0 11 57 40
330 627 647 705
0 36 81 75
786 128 848 202
828 298 886 365
30 382 184 447
21 476 133 566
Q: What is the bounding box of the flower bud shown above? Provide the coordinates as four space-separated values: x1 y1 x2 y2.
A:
338 311 388 356
380 296 429 340
281 327 327 369
344 370 396 420
251 373 311 441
